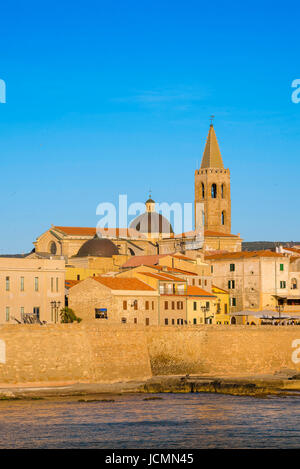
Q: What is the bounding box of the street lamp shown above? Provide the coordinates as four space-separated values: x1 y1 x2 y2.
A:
50 301 61 323
276 304 283 319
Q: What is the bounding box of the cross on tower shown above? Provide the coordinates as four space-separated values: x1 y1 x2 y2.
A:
210 115 215 125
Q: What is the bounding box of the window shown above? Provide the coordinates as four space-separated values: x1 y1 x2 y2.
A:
51 277 54 292
145 301 149 310
224 304 228 314
33 307 40 319
198 279 201 286
230 264 235 272
134 318 137 324
193 302 197 311
291 278 298 290
192 279 195 286
280 281 286 289
121 317 127 324
164 301 168 310
172 319 175 325
34 277 39 292
206 301 210 310
123 300 127 310
177 301 183 310
145 318 150 326
134 300 138 310
20 276 24 291
5 307 10 322
172 301 175 310
221 184 225 198
77 275 80 281
56 277 59 292
95 308 107 319
221 211 225 225
5 277 10 291
231 298 236 307
152 301 154 310
204 280 207 286
211 183 217 198
228 280 235 289
20 306 24 319
280 264 284 271
165 318 168 325
193 318 197 325
50 241 57 254
211 265 213 274
201 183 205 199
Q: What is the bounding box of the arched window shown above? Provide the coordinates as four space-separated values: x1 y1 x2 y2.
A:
49 241 57 255
221 211 225 225
211 183 217 198
201 183 205 199
221 184 225 198
291 278 298 290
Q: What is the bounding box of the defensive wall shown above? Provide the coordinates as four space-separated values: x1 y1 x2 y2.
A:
0 324 300 385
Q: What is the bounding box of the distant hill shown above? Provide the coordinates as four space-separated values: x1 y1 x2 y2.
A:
242 241 300 252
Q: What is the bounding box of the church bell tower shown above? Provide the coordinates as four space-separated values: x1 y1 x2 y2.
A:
195 122 231 234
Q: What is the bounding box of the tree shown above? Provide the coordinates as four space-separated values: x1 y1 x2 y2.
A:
60 307 82 323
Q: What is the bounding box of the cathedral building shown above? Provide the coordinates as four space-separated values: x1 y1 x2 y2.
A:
33 123 242 265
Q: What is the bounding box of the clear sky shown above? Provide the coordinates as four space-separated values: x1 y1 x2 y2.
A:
0 0 299 253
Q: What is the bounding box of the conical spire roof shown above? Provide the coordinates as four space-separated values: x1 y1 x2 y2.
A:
200 124 224 169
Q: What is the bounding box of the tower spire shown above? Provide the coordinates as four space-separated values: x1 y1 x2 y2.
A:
200 120 224 169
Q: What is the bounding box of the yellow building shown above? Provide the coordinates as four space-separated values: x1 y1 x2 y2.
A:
212 284 230 324
186 286 217 325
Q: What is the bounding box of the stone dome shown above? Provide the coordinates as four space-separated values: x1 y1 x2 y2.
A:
129 211 174 236
76 236 119 257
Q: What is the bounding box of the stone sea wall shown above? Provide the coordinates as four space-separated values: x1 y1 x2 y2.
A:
0 324 300 385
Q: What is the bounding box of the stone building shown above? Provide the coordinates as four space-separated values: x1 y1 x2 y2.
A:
205 250 300 317
0 258 65 324
68 276 159 325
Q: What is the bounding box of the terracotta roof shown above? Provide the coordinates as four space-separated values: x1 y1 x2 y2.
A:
121 254 168 268
212 284 229 294
205 250 286 261
282 247 300 255
54 226 239 240
54 226 145 239
149 265 197 276
172 254 194 261
138 271 186 282
204 230 239 238
93 276 155 291
65 279 80 288
187 286 216 297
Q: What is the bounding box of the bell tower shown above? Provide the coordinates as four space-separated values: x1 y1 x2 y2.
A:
195 121 231 234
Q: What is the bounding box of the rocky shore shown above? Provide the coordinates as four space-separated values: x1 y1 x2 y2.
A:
0 369 300 400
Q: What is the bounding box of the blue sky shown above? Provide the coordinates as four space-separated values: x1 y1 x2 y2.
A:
0 0 299 253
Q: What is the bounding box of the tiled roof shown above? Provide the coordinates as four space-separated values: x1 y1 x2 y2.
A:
138 271 186 282
65 279 80 288
187 286 216 297
172 254 194 261
205 250 286 260
212 284 229 294
204 230 239 238
54 226 145 238
121 254 168 268
93 276 155 291
149 265 197 276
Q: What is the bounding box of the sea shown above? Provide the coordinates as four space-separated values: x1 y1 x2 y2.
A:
0 393 299 449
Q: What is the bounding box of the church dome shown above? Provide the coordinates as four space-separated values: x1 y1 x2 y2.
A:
76 236 119 257
129 195 173 237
